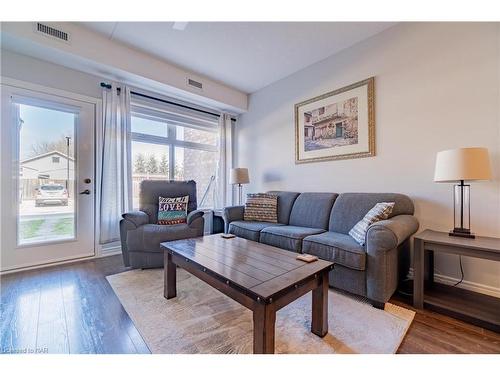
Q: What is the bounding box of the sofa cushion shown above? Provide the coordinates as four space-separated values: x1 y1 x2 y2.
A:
157 195 189 225
267 191 300 224
228 221 284 242
260 225 326 253
303 231 366 271
288 193 338 229
329 193 414 234
349 202 395 245
244 193 278 223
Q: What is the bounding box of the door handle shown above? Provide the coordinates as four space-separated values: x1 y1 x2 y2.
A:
80 189 91 195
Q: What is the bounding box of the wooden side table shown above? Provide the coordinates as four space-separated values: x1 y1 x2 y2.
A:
413 229 500 332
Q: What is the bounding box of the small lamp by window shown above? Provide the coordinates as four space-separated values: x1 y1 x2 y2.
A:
229 168 250 205
434 147 492 239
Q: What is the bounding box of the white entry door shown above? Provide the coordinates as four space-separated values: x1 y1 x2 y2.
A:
1 84 96 271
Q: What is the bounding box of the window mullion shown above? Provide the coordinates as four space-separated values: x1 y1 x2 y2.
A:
131 132 170 145
167 124 176 180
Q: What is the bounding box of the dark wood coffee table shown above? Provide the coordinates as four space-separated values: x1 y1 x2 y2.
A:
161 234 334 354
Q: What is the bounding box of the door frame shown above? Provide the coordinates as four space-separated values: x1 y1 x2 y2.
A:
0 77 103 273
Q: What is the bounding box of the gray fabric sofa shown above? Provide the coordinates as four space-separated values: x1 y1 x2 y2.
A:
120 180 205 269
223 191 419 306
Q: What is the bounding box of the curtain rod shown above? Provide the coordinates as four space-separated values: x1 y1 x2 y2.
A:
100 82 236 121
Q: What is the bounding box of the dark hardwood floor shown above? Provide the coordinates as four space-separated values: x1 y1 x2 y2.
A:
1 254 499 354
0 255 149 354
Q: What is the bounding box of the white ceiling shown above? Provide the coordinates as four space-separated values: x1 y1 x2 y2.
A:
81 22 395 93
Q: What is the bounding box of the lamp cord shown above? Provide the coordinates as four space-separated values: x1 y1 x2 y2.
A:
452 255 464 287
398 255 464 297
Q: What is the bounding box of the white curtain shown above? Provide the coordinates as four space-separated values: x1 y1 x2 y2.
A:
214 113 232 209
99 85 132 244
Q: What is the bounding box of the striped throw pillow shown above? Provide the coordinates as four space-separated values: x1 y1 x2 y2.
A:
349 202 395 245
157 196 189 225
243 193 278 223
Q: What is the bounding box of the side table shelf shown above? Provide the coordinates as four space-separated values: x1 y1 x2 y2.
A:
413 229 500 333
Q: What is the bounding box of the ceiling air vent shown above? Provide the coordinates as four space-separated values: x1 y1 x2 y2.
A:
35 23 70 43
187 78 203 91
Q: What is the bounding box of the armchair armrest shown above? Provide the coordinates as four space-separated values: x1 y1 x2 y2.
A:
223 205 245 224
187 209 205 226
366 215 419 253
122 211 149 228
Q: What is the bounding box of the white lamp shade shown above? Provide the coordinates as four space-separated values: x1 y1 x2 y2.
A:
434 147 492 182
229 168 250 184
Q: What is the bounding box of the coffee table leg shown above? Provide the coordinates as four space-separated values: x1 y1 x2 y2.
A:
311 272 328 337
253 303 276 354
164 251 177 299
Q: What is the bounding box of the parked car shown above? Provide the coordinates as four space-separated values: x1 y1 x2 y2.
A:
35 184 69 206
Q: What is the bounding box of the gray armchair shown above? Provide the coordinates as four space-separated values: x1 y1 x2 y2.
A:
120 180 205 268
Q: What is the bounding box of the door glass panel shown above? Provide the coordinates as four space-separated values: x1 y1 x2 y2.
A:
17 102 76 245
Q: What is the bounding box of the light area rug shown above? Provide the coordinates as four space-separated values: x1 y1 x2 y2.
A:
107 268 414 354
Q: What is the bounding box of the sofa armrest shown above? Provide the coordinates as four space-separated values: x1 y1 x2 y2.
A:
365 215 419 304
366 215 419 253
187 209 205 226
223 205 245 224
122 211 149 228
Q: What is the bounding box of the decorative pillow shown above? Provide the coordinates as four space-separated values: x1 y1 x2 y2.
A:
157 196 189 225
244 193 278 223
349 202 395 246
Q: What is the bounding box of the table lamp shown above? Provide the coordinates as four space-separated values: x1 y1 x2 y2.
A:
230 168 250 205
434 147 492 239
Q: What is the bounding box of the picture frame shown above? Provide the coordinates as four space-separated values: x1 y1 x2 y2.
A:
295 77 375 163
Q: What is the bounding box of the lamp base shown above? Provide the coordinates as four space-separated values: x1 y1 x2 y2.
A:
449 228 475 239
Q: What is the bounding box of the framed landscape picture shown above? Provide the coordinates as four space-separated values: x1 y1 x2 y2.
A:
295 77 375 163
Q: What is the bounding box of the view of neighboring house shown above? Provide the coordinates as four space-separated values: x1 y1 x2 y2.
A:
20 150 74 199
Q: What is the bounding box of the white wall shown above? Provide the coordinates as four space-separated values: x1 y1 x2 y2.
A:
237 23 500 294
1 49 103 98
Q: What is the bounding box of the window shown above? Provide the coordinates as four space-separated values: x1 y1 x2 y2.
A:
176 126 217 146
130 97 220 209
174 147 218 208
131 115 168 137
131 140 170 208
52 156 60 163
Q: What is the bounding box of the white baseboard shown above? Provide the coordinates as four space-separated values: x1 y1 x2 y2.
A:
0 254 95 275
408 268 500 298
0 247 123 275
